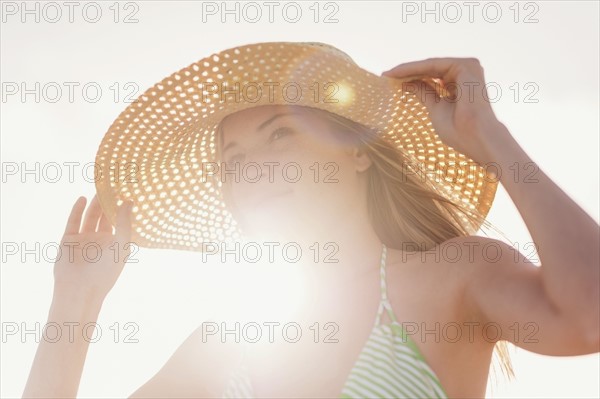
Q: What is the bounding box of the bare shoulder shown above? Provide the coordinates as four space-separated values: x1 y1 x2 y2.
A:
426 234 537 296
388 235 522 277
385 236 493 291
128 320 244 398
383 238 505 396
393 236 543 325
384 236 520 333
382 240 458 328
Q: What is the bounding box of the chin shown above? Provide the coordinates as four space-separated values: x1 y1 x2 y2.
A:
234 197 336 242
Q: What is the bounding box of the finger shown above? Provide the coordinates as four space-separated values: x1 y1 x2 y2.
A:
115 200 134 246
81 194 103 233
97 212 114 234
400 78 449 104
63 196 87 236
382 58 456 80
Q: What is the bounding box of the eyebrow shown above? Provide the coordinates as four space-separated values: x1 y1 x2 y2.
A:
221 112 299 155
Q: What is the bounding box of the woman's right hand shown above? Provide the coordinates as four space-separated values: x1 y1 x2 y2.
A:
53 195 134 303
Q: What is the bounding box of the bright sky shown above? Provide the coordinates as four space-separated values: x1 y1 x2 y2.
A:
1 1 598 398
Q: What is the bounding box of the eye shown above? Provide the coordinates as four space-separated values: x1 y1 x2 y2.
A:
269 127 294 142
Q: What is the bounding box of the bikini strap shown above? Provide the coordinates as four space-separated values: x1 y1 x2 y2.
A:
375 244 399 326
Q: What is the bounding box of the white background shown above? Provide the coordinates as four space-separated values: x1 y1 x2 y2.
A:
1 1 598 398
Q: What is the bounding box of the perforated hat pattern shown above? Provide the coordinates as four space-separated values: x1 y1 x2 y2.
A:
95 42 497 252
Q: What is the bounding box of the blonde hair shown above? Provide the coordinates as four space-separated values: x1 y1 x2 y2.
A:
304 105 515 386
214 104 515 386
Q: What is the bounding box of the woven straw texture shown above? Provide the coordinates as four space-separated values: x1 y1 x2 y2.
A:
95 42 497 252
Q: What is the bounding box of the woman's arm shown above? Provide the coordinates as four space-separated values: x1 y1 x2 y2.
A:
22 291 103 398
475 119 599 344
23 196 242 397
128 321 243 398
382 58 599 351
23 196 133 397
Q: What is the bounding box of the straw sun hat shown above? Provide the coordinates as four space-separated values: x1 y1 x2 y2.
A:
94 41 498 252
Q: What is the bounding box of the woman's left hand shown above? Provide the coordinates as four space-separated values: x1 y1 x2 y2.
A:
382 58 506 166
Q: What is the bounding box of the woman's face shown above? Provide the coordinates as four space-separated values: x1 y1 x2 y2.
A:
218 105 372 241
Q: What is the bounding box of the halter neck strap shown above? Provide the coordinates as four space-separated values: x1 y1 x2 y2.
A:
375 244 399 326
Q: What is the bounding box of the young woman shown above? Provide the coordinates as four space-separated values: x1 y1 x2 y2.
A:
23 43 599 398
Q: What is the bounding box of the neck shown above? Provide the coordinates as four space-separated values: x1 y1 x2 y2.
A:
294 215 386 319
232 213 387 321
285 211 385 279
240 207 387 277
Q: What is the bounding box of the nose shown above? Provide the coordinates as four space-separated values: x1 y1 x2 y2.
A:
247 143 279 165
237 145 284 180
228 150 289 201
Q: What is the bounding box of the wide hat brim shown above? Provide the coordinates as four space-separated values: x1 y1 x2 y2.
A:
95 41 498 252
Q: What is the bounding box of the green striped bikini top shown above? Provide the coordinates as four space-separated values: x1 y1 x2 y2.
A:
222 244 448 398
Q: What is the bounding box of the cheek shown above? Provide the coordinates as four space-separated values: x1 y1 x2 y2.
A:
292 151 359 208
